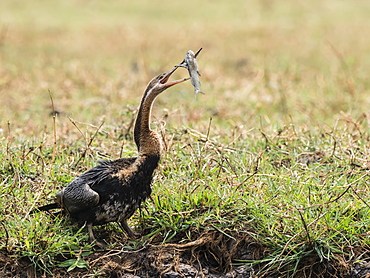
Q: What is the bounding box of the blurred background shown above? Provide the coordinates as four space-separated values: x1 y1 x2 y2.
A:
0 0 370 142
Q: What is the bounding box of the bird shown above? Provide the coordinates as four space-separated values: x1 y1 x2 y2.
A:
33 66 189 247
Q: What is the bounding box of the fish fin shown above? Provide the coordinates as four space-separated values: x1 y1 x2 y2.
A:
195 90 205 95
175 64 188 69
194 90 205 100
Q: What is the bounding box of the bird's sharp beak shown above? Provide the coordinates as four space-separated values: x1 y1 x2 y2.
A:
160 67 190 88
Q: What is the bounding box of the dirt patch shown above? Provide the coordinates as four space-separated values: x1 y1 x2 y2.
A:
1 231 370 277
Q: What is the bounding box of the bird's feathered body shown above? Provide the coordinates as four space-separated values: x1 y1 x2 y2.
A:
33 66 189 246
60 155 157 226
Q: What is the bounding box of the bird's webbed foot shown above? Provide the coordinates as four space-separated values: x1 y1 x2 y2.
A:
87 223 108 249
93 240 108 249
120 220 141 239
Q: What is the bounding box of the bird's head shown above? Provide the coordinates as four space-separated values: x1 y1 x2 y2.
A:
143 67 189 99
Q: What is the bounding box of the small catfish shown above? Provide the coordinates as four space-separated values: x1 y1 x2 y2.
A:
177 48 204 99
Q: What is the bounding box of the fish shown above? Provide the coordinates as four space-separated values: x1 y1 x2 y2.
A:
177 48 204 99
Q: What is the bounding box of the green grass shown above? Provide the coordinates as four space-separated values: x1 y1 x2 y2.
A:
1 0 370 276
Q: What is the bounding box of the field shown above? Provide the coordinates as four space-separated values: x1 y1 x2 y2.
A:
1 0 370 277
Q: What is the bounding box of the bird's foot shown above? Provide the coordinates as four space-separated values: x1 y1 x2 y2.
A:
120 220 142 239
93 239 108 249
128 230 142 239
87 222 108 249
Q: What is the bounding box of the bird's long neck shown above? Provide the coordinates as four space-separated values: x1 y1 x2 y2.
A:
134 89 162 156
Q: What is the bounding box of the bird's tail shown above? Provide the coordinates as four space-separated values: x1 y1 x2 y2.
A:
30 203 60 214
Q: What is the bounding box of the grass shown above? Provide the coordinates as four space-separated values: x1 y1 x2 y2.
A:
1 0 370 276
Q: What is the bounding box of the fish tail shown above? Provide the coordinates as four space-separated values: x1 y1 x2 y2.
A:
194 89 205 100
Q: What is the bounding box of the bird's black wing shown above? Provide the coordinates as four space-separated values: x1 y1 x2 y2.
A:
60 157 137 214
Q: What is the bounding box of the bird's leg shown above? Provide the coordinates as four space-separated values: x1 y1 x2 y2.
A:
120 220 141 239
87 223 107 249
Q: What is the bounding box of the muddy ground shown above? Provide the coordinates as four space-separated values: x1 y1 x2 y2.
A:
1 230 370 278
